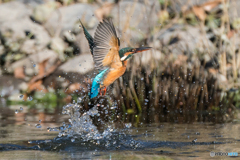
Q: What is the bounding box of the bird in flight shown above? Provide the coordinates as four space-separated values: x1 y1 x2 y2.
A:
79 19 151 99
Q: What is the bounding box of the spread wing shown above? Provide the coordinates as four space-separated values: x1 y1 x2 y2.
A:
93 19 121 72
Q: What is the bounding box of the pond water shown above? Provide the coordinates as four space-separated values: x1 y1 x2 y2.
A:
0 99 240 160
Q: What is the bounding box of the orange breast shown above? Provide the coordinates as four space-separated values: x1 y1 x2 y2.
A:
102 61 127 88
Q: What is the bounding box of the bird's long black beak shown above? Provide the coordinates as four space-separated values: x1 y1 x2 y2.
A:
134 47 152 53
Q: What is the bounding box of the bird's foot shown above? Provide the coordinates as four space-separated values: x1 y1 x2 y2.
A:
103 87 107 95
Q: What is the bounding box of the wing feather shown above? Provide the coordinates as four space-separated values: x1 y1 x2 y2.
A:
93 19 120 71
79 20 94 55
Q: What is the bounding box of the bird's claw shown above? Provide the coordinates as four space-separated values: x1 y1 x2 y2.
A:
103 87 107 95
99 87 107 96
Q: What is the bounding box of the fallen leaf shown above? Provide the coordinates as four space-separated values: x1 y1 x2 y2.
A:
192 6 206 21
208 68 218 75
202 0 223 12
38 59 48 77
14 67 25 79
29 60 61 84
188 0 225 22
27 80 47 93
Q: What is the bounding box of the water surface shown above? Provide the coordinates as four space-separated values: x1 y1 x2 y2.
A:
0 102 240 160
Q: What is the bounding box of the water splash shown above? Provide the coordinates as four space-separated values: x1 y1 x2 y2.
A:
47 97 115 141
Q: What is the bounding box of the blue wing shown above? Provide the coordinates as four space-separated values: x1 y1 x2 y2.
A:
89 68 109 98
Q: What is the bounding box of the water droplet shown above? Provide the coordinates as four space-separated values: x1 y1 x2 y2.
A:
145 99 149 102
28 96 33 101
77 97 82 103
141 77 144 80
33 64 36 67
192 138 197 143
35 124 42 128
71 138 75 142
96 140 100 145
125 123 132 128
15 110 18 114
19 95 23 99
20 107 23 111
39 120 42 123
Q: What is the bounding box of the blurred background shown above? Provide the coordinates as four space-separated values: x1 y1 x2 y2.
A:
0 0 240 125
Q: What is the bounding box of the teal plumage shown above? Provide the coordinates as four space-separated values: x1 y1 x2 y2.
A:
80 19 151 99
89 68 109 99
119 47 134 61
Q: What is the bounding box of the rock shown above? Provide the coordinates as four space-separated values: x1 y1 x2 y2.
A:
58 54 94 74
56 77 69 89
155 24 215 54
0 1 32 24
111 1 160 43
17 0 45 7
20 40 37 54
0 17 51 52
18 82 28 91
45 3 97 36
8 93 22 102
75 30 94 54
25 67 35 76
63 30 76 43
50 37 66 61
32 1 58 23
87 17 98 29
5 41 20 52
9 49 58 73
0 75 24 97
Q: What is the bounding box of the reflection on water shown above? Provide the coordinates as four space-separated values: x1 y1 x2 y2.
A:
0 99 240 159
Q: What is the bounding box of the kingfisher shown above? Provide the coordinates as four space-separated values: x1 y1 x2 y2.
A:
79 19 151 99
